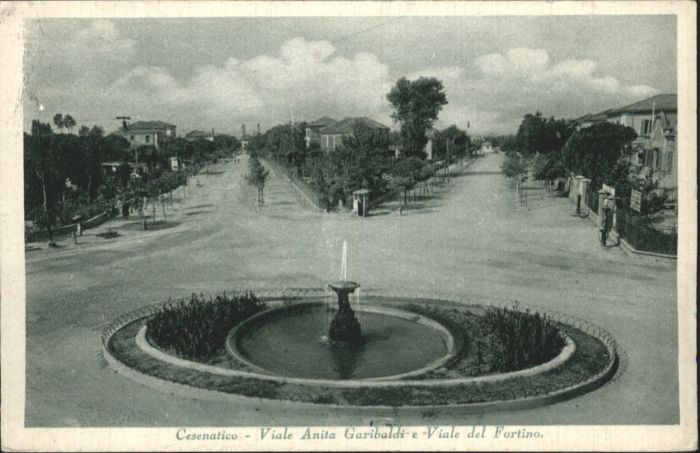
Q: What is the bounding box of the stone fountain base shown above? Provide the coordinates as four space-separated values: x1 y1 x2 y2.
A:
328 281 362 345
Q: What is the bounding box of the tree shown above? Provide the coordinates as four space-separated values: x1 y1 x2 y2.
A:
434 125 469 160
387 77 448 159
53 113 64 132
264 123 307 174
245 156 270 206
516 112 572 156
532 152 567 186
306 154 342 212
63 114 76 132
390 157 424 206
330 121 392 200
501 154 528 179
78 126 90 137
561 122 637 189
29 120 60 245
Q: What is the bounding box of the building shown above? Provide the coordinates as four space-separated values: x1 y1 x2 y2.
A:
480 141 494 154
608 94 677 194
185 130 214 142
318 117 389 152
305 116 337 148
101 161 148 177
605 94 676 137
571 93 678 199
122 121 176 149
570 109 612 130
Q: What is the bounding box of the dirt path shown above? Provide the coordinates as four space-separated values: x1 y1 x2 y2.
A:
24 153 677 427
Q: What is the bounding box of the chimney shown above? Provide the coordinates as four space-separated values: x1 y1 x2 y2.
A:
241 124 246 138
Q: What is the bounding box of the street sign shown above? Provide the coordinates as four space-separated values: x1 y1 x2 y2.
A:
631 189 642 212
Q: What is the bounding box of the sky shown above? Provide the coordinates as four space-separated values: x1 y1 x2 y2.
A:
23 16 677 136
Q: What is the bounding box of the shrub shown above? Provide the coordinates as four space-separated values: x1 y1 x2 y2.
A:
481 304 564 372
147 292 265 360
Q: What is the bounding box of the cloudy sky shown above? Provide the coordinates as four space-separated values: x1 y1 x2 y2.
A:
23 16 676 136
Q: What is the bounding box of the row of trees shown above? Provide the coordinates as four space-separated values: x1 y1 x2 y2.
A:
503 111 638 205
248 76 465 211
25 116 241 243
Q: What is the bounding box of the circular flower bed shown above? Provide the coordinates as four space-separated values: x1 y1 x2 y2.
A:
103 289 618 410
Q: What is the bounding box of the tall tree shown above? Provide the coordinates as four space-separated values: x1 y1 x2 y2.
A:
63 114 77 132
29 120 60 244
53 113 64 133
561 122 637 189
387 77 448 159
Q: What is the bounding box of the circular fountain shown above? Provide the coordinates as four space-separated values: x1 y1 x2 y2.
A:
229 298 454 380
102 241 620 409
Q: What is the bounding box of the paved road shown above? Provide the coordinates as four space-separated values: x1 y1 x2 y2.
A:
24 153 678 427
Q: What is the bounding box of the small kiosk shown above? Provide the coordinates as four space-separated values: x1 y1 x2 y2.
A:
352 189 370 217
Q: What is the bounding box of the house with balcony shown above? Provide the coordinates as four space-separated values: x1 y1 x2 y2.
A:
318 117 390 152
121 121 176 149
608 94 677 196
570 93 678 203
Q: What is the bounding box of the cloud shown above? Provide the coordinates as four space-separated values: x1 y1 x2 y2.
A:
24 23 661 136
419 48 659 133
101 37 394 130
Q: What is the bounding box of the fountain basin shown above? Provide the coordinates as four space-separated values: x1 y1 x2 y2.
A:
227 302 456 380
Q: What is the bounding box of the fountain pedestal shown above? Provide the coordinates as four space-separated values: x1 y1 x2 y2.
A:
328 281 362 344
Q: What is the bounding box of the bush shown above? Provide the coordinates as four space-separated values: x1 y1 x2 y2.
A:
481 305 564 372
147 292 265 360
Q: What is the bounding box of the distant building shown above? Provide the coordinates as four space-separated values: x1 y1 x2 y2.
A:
185 130 214 142
570 110 612 130
121 121 176 149
319 117 389 152
101 161 148 177
305 116 337 148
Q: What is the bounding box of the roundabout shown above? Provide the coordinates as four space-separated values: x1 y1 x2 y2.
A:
102 287 619 412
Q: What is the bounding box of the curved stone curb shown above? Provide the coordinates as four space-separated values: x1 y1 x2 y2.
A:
102 288 619 411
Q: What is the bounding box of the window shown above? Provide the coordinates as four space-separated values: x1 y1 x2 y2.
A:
640 119 651 135
666 150 673 173
305 128 310 138
145 135 150 143
130 135 135 141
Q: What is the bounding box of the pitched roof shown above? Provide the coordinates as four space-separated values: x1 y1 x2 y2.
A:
308 116 337 128
319 117 389 135
127 121 176 131
608 93 677 115
185 130 212 138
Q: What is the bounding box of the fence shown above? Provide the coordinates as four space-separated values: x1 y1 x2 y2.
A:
615 209 677 255
585 186 599 214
